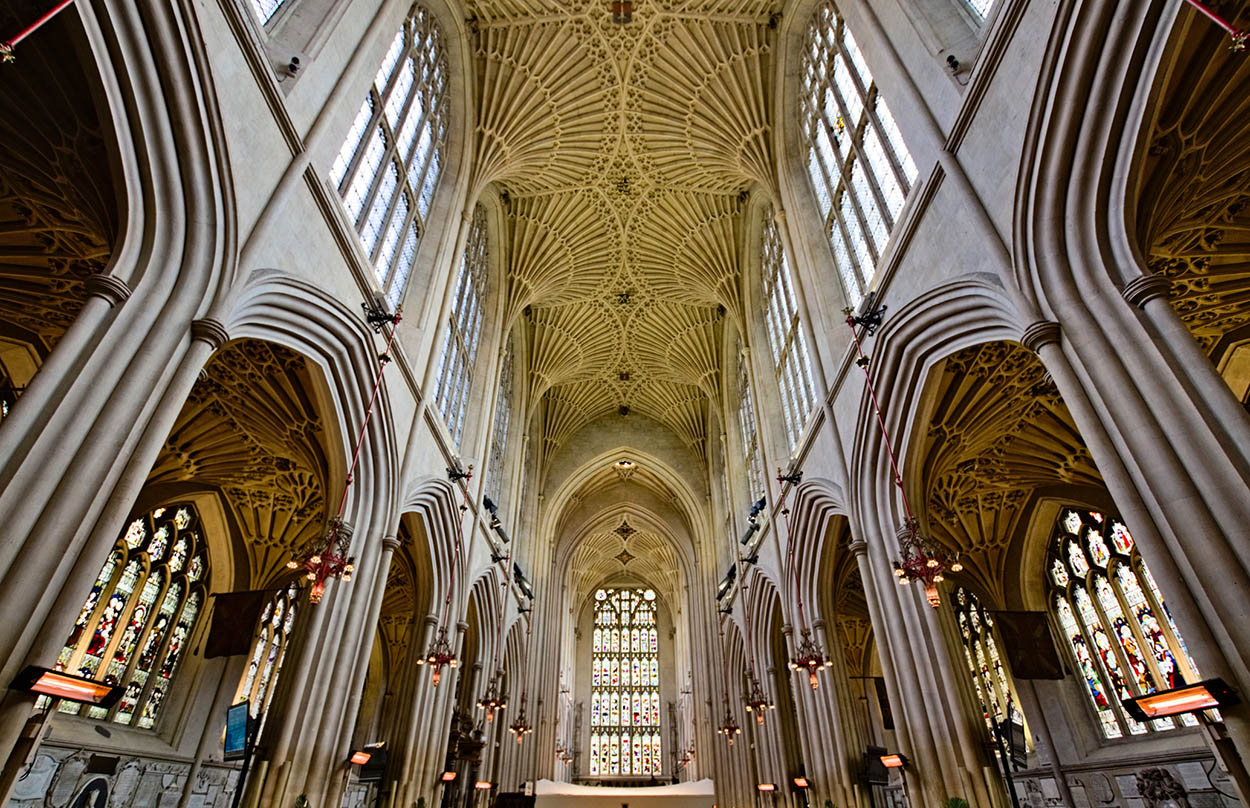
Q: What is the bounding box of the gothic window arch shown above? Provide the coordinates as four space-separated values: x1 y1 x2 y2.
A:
330 5 448 308
433 205 488 446
248 0 287 23
485 343 514 506
1048 507 1203 739
735 339 765 507
761 213 817 453
52 504 209 728
590 588 662 777
801 0 917 308
953 587 1027 743
235 582 301 730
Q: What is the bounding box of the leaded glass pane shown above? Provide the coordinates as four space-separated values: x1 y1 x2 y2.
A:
433 205 488 446
591 588 661 776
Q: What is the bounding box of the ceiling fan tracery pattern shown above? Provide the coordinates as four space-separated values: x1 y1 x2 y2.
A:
470 0 776 459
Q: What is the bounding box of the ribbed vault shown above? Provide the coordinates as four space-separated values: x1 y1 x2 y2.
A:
470 0 775 461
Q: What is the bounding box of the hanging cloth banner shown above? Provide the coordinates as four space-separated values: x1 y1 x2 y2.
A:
205 590 269 658
990 610 1065 680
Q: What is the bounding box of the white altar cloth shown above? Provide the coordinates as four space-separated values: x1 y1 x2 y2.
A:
533 779 715 808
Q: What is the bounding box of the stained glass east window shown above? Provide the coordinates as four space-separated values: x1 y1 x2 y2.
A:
590 588 662 777
1049 507 1204 739
801 0 917 308
331 5 448 308
50 504 209 728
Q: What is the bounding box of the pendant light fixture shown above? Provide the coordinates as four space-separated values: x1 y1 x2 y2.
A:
508 622 533 743
776 470 834 688
844 308 961 607
288 305 402 603
419 489 468 685
715 623 741 744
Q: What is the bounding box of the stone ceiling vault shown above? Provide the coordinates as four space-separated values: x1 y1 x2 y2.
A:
468 0 778 461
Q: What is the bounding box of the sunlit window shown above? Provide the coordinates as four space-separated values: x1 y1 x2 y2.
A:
486 345 514 506
1049 507 1204 738
331 5 448 308
953 587 1027 742
248 0 286 23
590 588 662 777
964 0 995 20
433 205 488 446
736 340 765 507
761 213 817 452
235 582 300 732
51 504 209 728
801 0 917 308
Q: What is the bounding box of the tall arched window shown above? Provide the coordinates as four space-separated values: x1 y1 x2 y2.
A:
590 588 662 777
485 344 513 506
953 587 1026 740
1049 507 1203 739
331 6 448 308
964 0 995 20
433 205 488 446
761 214 817 453
248 0 286 23
801 0 917 308
735 340 765 507
52 504 209 728
235 582 300 731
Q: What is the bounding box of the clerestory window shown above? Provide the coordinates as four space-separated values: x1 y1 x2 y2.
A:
433 205 488 446
761 213 817 453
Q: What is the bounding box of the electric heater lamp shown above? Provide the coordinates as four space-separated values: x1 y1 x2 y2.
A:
440 772 457 783
10 666 122 707
349 751 371 765
880 753 907 769
1123 678 1239 721
756 783 776 792
792 777 810 789
474 781 492 790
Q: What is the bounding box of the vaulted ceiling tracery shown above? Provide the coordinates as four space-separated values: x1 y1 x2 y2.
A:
917 342 1102 599
470 0 776 460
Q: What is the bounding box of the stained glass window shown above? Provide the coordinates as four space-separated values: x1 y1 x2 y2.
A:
1049 508 1203 739
736 339 765 508
50 504 209 728
485 344 513 506
235 582 301 732
761 212 818 453
801 0 917 308
953 587 1027 744
590 588 662 777
331 5 448 309
432 205 488 447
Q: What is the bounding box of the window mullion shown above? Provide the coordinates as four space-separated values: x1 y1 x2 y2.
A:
340 95 385 197
863 89 912 198
828 194 869 293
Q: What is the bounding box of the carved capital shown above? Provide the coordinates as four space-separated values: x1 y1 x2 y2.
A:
1121 274 1171 308
382 535 402 552
84 274 132 307
848 539 869 558
1020 321 1061 353
190 318 230 349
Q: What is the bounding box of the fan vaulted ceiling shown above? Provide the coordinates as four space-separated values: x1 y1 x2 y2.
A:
467 0 778 461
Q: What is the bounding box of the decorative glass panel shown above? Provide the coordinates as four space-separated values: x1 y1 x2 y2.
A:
1048 507 1204 738
52 504 208 727
801 0 917 307
433 205 488 447
235 582 301 733
332 6 448 308
591 588 661 775
953 587 1027 745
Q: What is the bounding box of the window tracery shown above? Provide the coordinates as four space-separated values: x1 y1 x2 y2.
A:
50 504 209 728
1049 507 1203 739
248 0 286 23
485 344 513 506
235 582 301 731
801 0 917 308
761 214 817 453
964 0 995 20
433 205 488 446
589 588 662 777
953 587 1027 741
331 5 448 308
735 340 765 507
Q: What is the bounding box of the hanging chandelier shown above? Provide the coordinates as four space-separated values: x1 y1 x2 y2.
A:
417 626 458 686
845 307 961 608
892 516 963 606
476 673 508 722
788 628 834 689
287 304 400 603
743 673 774 725
1182 0 1247 50
716 700 741 744
508 695 532 743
